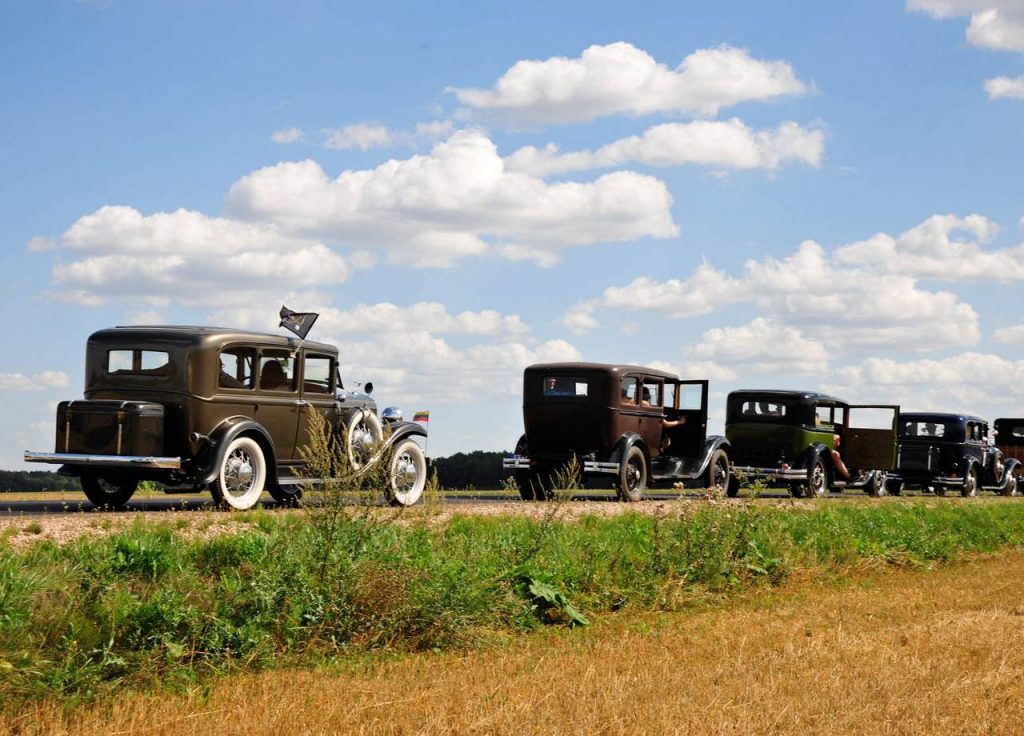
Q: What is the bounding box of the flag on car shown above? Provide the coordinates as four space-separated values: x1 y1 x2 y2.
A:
413 410 430 423
279 306 319 340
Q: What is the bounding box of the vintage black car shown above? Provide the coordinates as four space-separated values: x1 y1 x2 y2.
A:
888 413 1019 496
503 363 731 501
25 326 428 509
995 418 1024 482
725 390 899 497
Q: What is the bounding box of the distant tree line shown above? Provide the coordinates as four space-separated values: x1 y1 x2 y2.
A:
0 470 81 492
1 452 511 493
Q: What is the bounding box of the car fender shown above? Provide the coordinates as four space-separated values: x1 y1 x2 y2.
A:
806 443 833 484
197 417 277 485
690 436 731 477
608 433 648 467
996 458 1021 488
385 421 428 446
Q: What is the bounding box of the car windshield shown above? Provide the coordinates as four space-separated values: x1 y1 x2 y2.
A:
543 376 588 397
902 421 948 438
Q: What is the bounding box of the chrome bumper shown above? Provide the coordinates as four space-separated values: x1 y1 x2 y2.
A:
732 465 807 480
24 451 182 470
502 457 620 474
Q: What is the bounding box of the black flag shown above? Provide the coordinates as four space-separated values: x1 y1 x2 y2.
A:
279 306 319 339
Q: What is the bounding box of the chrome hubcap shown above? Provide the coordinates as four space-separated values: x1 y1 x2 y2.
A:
225 450 255 496
394 452 418 493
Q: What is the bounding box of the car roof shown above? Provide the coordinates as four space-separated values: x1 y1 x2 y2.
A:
727 389 846 404
525 362 680 381
901 411 987 424
88 326 338 355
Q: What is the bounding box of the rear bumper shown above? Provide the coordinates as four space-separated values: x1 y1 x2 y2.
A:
732 465 807 480
24 451 182 470
502 456 619 475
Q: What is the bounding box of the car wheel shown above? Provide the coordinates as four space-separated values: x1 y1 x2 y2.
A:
806 459 828 498
885 478 904 496
346 410 384 471
726 474 741 498
616 446 647 502
961 465 979 498
1000 472 1019 497
81 475 138 510
384 439 427 507
788 482 806 498
703 450 730 492
210 436 266 510
268 482 303 507
864 472 887 498
933 485 946 497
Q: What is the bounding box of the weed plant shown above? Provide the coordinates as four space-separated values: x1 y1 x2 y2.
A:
4 439 1024 711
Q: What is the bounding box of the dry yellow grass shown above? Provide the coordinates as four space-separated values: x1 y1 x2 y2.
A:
11 550 1024 736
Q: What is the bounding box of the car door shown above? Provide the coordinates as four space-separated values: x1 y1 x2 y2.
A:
293 351 338 462
670 380 708 459
843 404 900 471
255 348 301 463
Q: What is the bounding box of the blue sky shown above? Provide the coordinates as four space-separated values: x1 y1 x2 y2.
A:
2 0 1023 467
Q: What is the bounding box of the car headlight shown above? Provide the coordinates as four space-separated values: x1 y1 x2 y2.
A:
381 406 403 423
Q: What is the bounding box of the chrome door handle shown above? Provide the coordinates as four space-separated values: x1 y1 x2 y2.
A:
295 399 308 407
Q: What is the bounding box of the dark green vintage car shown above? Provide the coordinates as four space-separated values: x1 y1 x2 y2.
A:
25 326 428 510
725 390 899 497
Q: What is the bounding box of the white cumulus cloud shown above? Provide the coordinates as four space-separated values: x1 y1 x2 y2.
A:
563 214 999 357
324 123 393 150
0 372 69 391
689 318 829 375
447 42 809 124
994 323 1024 343
910 0 1024 50
986 74 1024 97
225 129 678 267
505 119 825 177
271 128 303 144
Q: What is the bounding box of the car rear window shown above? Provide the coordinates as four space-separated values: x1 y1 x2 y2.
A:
902 421 947 438
739 400 787 418
107 349 170 377
544 376 588 397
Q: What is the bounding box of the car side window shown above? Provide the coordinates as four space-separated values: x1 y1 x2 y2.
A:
302 354 334 394
621 377 638 404
641 381 662 408
815 405 833 427
259 350 296 392
219 348 255 389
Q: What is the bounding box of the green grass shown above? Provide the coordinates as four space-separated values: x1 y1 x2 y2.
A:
3 502 1024 710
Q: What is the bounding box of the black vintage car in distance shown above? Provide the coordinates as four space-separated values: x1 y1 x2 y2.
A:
888 413 1019 496
25 326 429 510
503 363 731 501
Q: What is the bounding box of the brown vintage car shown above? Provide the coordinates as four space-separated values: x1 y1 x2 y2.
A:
503 362 731 501
995 418 1024 479
25 326 428 509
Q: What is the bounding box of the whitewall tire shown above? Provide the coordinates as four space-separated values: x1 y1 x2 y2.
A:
385 439 427 507
211 436 267 510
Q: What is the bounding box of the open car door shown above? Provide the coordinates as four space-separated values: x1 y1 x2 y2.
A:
663 380 708 459
843 405 900 471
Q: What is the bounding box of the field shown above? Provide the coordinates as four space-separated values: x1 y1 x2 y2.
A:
4 498 1024 734
13 549 1024 735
